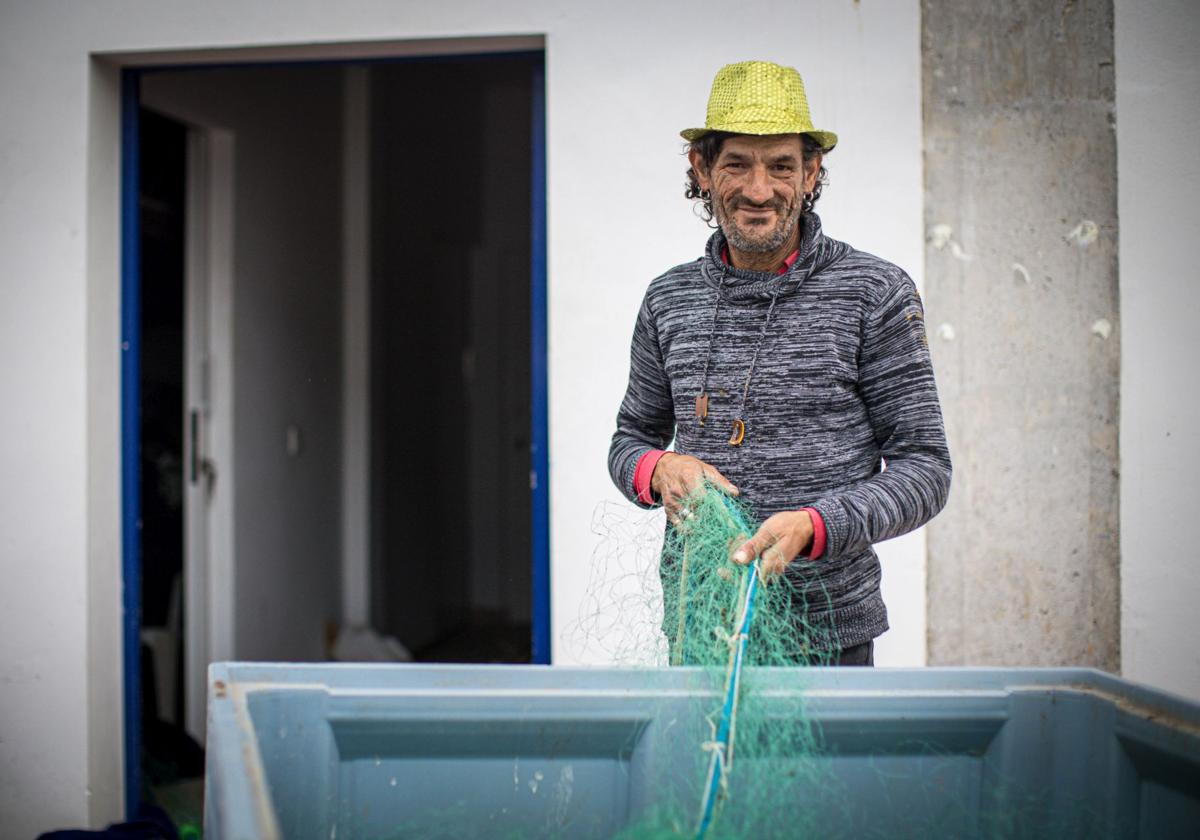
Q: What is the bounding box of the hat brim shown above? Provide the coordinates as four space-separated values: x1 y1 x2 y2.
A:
680 126 838 152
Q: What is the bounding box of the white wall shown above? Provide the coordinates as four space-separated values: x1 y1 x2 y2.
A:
0 1 923 832
1115 0 1200 701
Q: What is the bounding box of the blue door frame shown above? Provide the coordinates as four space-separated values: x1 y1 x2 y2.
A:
120 52 550 816
119 67 144 819
529 61 551 666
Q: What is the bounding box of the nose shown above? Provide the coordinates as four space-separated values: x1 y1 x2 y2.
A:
742 164 773 204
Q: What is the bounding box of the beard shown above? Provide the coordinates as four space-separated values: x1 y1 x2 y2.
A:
713 193 802 254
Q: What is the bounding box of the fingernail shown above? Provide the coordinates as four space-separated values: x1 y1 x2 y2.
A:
733 551 746 564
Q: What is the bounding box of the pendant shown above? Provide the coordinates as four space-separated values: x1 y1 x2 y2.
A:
728 419 745 446
695 393 709 426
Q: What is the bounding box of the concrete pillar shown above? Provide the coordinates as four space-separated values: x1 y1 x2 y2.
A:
923 0 1120 668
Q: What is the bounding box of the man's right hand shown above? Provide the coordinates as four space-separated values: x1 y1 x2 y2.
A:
650 452 739 524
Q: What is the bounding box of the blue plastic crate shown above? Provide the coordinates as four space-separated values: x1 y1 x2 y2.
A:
204 663 1200 838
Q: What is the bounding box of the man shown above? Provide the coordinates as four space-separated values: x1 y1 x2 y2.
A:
607 61 951 666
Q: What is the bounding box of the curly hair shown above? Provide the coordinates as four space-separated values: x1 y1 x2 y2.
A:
684 132 829 225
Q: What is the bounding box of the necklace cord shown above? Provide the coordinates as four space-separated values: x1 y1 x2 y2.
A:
696 266 727 406
694 266 786 436
737 284 783 415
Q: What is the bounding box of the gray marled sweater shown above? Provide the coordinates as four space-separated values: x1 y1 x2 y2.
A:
608 214 951 650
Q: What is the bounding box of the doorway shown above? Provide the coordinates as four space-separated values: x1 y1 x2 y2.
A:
123 48 547 820
136 107 206 824
369 58 536 662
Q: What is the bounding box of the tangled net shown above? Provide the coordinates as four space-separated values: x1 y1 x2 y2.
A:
370 486 1115 839
589 486 845 838
658 487 839 670
573 486 1116 840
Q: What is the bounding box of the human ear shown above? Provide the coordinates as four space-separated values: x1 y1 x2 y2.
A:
688 148 712 191
802 152 823 192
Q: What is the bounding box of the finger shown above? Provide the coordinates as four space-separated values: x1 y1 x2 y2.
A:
762 544 791 578
666 484 700 528
665 479 689 508
676 497 696 523
683 468 708 496
726 533 749 556
670 482 692 513
732 527 777 565
703 467 740 497
662 491 683 525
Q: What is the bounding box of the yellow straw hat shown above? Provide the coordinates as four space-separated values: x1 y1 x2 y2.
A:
681 61 837 151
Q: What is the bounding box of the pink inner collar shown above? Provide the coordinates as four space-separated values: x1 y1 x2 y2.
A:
721 245 800 275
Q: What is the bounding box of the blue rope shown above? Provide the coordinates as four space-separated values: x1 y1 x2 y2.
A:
695 498 761 839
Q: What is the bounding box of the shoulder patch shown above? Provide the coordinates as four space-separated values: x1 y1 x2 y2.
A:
903 291 928 348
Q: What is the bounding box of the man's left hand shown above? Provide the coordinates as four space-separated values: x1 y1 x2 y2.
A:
732 510 815 577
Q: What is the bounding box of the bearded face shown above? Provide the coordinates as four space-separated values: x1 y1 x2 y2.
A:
692 134 819 258
712 187 801 254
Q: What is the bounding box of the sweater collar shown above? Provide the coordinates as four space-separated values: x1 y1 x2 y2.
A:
700 212 849 302
720 244 800 274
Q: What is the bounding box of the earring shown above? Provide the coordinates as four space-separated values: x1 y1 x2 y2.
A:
802 191 814 212
700 189 711 200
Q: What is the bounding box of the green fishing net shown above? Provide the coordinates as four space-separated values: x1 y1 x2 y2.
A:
658 486 837 669
365 486 1115 838
571 487 1114 839
607 486 839 839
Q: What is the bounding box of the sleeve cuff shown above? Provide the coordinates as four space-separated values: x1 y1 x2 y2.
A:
633 450 668 505
800 507 826 559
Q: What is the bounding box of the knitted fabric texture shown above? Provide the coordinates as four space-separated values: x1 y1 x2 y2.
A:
608 213 952 650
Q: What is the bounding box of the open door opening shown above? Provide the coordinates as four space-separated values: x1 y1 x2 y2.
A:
126 46 546 821
369 58 536 663
136 106 206 825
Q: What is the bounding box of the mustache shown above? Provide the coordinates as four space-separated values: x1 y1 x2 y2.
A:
725 195 790 213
